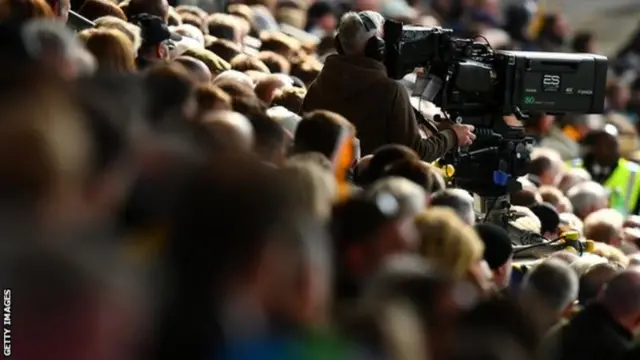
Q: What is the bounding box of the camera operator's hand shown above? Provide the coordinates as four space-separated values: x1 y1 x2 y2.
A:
452 124 476 146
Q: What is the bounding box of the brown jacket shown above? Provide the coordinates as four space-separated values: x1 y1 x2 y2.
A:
301 54 457 161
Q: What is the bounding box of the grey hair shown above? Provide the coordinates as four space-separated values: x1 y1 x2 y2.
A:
21 19 97 75
366 177 427 219
429 189 475 225
522 258 579 313
567 181 608 217
337 11 384 56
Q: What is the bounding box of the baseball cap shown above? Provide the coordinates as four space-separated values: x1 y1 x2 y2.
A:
130 13 181 47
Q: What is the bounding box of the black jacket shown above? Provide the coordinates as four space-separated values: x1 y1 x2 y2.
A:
547 304 634 360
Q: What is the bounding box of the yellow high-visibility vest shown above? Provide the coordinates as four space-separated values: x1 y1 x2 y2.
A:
568 158 640 215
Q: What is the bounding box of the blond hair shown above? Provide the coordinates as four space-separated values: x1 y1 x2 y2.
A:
415 207 484 280
281 161 337 220
94 15 142 53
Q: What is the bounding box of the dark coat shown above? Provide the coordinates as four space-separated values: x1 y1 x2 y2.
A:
302 54 457 161
616 344 640 360
546 304 634 360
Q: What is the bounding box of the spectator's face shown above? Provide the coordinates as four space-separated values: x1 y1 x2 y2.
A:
318 14 337 32
594 135 620 167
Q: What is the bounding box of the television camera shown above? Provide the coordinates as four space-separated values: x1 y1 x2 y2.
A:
383 20 608 252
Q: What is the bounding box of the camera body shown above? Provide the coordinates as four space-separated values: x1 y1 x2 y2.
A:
383 20 608 196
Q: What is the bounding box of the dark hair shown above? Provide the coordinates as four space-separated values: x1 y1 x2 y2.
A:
256 51 291 74
154 156 298 360
125 0 169 21
528 156 554 177
293 110 353 160
362 145 419 185
142 63 196 125
382 159 442 193
571 31 595 53
247 111 286 162
205 39 241 62
271 86 305 113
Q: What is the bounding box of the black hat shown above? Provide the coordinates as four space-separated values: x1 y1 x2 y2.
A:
131 13 181 47
475 223 513 270
530 202 560 235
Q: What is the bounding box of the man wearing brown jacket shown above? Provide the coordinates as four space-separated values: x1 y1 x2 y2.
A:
302 11 475 161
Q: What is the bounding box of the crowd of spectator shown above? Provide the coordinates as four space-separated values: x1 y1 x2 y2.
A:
2 0 640 360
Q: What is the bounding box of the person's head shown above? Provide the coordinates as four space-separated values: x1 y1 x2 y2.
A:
361 145 419 185
382 160 445 195
259 31 301 58
293 110 355 161
366 177 427 221
178 12 203 30
526 112 555 135
157 156 319 358
567 181 609 220
606 82 632 111
572 31 597 53
558 167 592 194
529 148 563 186
530 203 561 239
584 128 621 168
20 19 96 80
204 13 240 43
172 23 204 46
230 53 271 74
281 161 337 220
520 258 578 331
254 75 288 104
332 194 413 285
474 223 514 289
193 83 232 117
78 28 136 73
578 262 622 306
290 58 323 87
429 189 475 225
181 47 231 78
539 185 569 212
78 0 127 21
0 0 54 23
142 62 197 125
131 13 180 63
306 1 337 32
246 110 288 166
94 16 142 54
212 69 254 90
205 38 241 62
335 11 384 57
196 110 254 153
174 56 211 84
600 269 640 333
125 0 169 22
257 50 291 74
584 208 625 246
415 208 485 282
271 86 305 113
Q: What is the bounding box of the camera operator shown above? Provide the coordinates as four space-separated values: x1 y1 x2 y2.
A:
301 11 475 161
